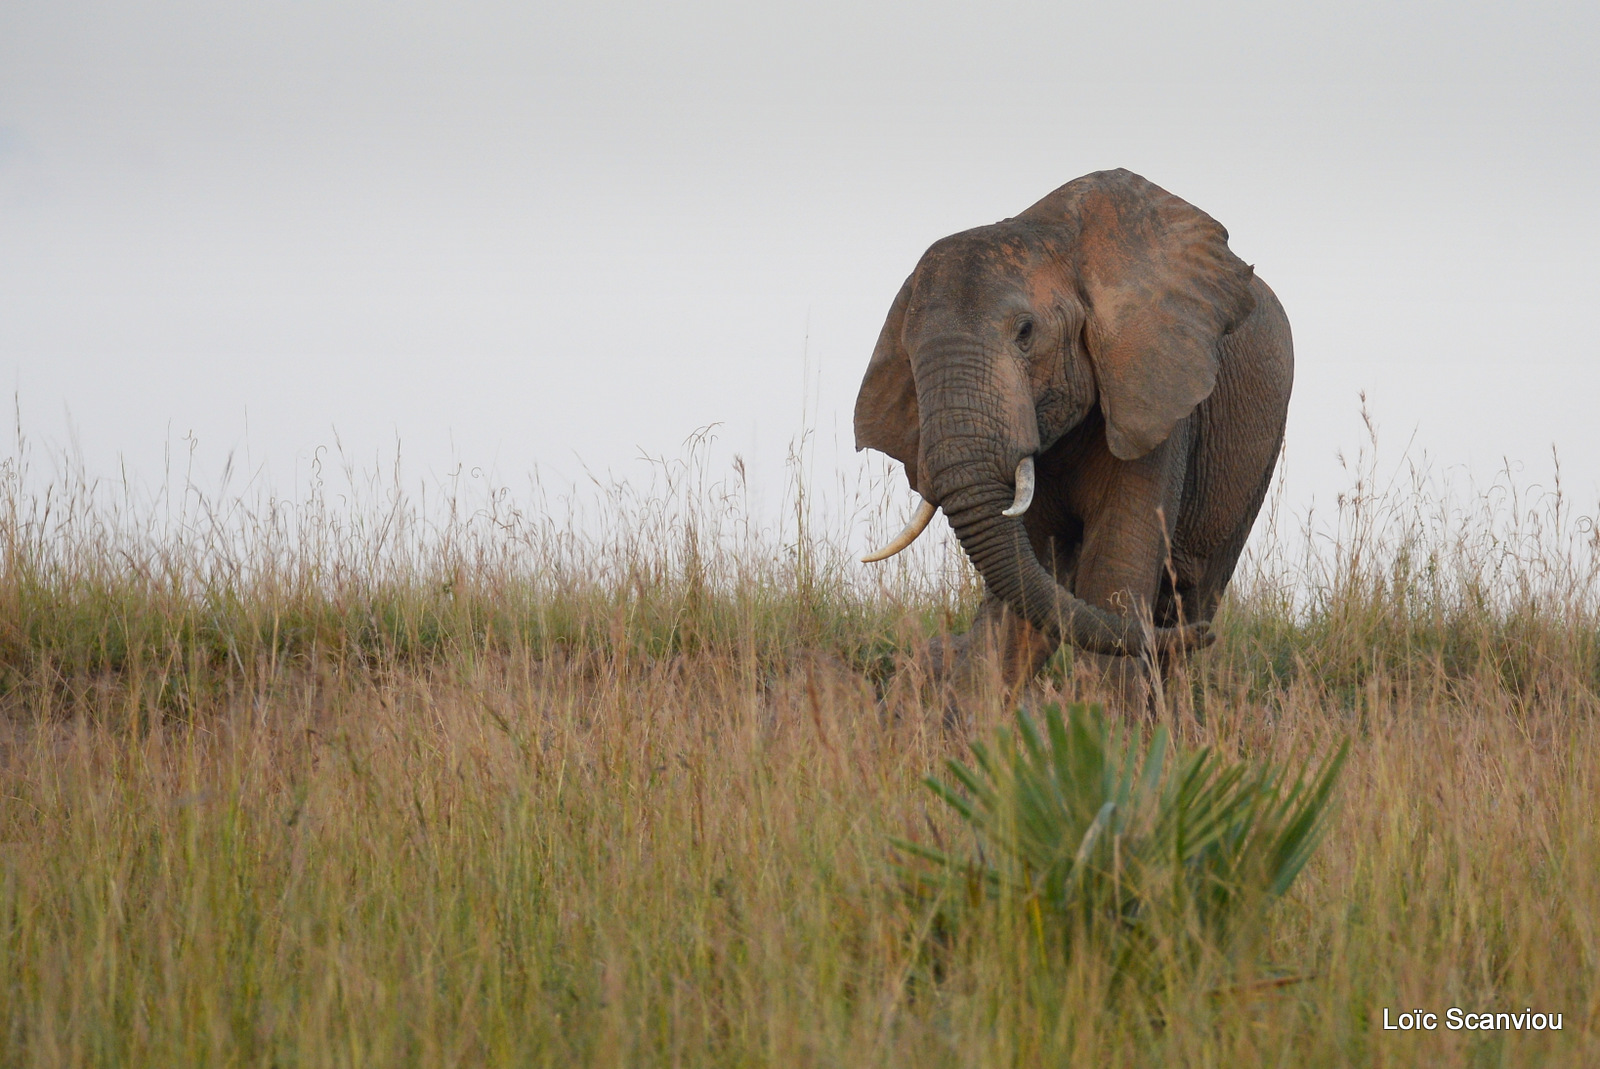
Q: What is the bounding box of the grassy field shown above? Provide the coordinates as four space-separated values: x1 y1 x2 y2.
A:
1 435 1597 1067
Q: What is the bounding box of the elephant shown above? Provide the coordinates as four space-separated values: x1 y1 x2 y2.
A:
854 169 1291 710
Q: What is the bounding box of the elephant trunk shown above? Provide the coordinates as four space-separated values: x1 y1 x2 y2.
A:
914 338 1163 657
937 482 1157 656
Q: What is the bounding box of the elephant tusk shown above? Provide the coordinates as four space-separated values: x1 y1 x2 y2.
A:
1001 456 1036 518
861 499 937 563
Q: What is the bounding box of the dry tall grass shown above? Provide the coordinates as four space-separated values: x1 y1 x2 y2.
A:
1 428 1597 1066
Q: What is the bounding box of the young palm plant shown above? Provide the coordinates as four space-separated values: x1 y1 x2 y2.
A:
897 702 1348 991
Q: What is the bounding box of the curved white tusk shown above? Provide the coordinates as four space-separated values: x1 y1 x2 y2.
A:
861 499 937 563
1001 456 1036 518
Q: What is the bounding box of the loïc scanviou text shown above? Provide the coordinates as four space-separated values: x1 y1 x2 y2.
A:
1382 1008 1563 1031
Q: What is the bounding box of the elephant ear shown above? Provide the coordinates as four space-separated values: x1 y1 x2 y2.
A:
853 274 923 492
1020 169 1257 461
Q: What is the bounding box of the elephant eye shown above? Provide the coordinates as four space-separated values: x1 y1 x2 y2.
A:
1015 320 1034 347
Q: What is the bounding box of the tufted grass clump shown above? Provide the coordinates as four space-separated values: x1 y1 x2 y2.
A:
898 702 1348 993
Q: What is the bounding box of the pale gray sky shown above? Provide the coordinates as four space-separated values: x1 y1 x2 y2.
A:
2 0 1597 532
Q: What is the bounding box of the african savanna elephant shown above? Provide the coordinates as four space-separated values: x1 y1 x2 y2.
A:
855 169 1290 710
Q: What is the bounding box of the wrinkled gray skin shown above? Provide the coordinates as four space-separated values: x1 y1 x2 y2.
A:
854 169 1292 703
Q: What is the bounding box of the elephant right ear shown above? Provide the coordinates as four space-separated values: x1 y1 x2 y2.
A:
853 275 922 493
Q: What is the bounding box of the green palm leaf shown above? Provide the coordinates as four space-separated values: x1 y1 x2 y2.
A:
896 702 1347 990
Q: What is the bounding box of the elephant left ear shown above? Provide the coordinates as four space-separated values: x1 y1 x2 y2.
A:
853 274 923 492
1021 169 1257 461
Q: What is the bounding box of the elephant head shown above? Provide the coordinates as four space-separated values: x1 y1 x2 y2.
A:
854 169 1257 656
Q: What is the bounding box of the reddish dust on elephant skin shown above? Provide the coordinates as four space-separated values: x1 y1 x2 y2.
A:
854 168 1289 711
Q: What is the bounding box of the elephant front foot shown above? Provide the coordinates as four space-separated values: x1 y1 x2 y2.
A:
916 598 1059 731
1072 652 1161 721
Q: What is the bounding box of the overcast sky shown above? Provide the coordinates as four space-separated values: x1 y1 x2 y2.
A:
2 0 1597 539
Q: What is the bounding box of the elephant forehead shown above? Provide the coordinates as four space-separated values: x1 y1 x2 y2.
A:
921 227 1039 275
910 228 1046 315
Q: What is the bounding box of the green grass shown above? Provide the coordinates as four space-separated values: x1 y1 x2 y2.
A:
0 433 1597 1066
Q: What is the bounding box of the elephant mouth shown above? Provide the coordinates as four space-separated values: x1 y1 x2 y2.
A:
859 456 1034 564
